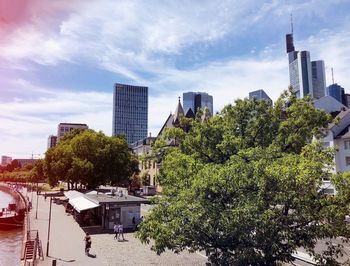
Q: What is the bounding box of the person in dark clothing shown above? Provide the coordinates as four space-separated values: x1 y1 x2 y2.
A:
132 216 136 231
84 232 92 254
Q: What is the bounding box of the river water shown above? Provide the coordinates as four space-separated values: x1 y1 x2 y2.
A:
0 190 23 266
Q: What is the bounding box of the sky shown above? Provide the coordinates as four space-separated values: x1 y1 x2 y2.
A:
0 0 350 159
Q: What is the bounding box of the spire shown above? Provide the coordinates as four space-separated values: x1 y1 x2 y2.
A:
173 96 184 125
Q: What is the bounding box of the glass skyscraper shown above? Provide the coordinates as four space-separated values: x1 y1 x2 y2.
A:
249 89 272 103
326 83 345 104
183 92 213 116
112 83 148 144
312 60 326 99
286 32 326 99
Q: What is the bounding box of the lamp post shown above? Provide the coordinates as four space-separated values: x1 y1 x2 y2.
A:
31 182 34 203
46 196 52 256
35 182 39 219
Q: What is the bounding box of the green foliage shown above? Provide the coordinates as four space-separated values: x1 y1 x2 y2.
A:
30 159 45 182
44 130 139 189
137 89 350 265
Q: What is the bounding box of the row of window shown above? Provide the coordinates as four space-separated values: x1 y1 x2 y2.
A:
140 160 156 170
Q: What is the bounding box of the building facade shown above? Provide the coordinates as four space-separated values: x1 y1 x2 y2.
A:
249 89 272 103
57 123 88 142
113 83 148 144
183 92 213 116
1 156 12 166
286 33 326 99
130 136 159 193
47 135 57 149
326 83 346 105
311 60 326 99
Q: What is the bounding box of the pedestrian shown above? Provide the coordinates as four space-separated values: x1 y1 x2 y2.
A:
113 223 118 240
132 216 136 231
84 232 92 255
117 223 125 241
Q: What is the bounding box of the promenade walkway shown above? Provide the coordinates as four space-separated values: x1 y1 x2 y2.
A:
29 191 207 266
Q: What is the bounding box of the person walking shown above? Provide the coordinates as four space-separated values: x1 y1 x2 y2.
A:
84 232 92 255
113 223 118 240
117 223 125 241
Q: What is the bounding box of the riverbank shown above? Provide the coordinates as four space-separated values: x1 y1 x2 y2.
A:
29 191 207 265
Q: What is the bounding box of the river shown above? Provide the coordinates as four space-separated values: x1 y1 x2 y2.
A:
0 190 23 266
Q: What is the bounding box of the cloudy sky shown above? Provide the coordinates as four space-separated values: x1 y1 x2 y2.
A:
0 0 350 159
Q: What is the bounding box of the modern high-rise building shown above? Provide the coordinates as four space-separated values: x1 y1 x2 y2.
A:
249 89 272 103
312 60 326 99
57 123 88 142
326 83 346 105
183 92 213 116
113 83 148 144
286 30 326 99
288 50 313 98
47 135 57 149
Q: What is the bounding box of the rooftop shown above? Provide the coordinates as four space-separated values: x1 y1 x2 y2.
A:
85 193 149 204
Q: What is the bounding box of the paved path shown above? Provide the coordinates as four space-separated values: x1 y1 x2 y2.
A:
29 191 207 266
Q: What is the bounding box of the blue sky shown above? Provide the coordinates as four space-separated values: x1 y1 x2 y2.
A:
0 0 350 158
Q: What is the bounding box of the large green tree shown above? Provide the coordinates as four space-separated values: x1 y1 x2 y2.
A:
137 90 350 265
44 129 139 189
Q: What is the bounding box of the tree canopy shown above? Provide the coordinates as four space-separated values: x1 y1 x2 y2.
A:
44 129 139 189
137 89 350 265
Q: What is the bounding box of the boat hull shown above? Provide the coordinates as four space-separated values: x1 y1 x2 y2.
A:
0 213 25 230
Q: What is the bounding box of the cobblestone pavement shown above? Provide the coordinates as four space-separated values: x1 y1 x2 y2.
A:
28 191 207 266
92 233 207 266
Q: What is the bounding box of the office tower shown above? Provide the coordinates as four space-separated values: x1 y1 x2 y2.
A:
183 92 213 116
47 135 57 149
289 50 313 98
286 33 295 53
249 89 272 103
57 123 88 142
286 27 326 99
311 60 326 99
326 83 346 104
113 83 148 144
344 94 350 108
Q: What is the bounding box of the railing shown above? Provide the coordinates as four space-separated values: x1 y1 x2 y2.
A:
22 230 44 266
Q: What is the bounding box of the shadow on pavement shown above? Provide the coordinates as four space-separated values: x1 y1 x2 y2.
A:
48 256 76 262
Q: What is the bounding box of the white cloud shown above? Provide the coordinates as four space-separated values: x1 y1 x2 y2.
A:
0 0 350 158
0 82 112 158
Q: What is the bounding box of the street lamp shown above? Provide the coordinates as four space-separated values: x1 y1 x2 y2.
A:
35 182 39 219
46 196 52 256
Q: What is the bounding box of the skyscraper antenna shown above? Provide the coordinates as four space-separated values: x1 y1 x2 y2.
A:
331 67 335 84
291 13 294 35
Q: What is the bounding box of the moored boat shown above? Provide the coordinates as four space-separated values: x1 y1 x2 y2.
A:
0 203 25 230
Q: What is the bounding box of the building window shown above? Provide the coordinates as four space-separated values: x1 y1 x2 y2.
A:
346 157 350 166
345 140 350 150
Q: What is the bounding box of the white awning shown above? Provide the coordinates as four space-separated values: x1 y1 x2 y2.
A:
69 196 99 213
64 190 83 200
